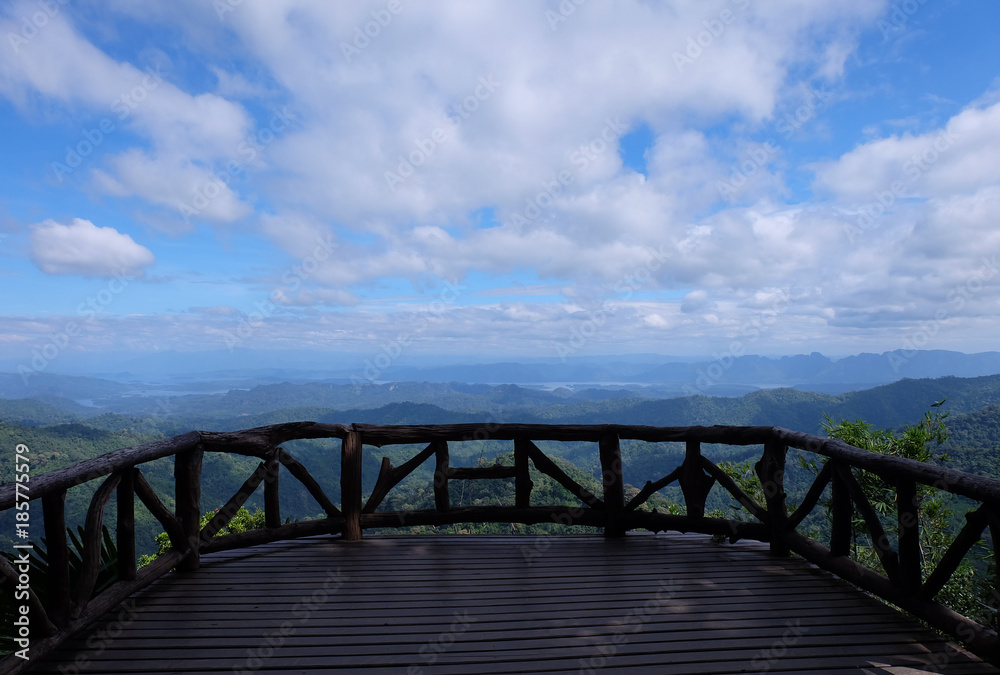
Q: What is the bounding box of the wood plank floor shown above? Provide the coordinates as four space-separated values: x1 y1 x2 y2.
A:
29 534 999 674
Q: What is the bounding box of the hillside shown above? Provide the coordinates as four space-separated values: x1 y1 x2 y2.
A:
2 372 998 558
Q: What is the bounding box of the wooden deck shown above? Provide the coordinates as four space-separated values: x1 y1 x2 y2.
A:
27 534 998 674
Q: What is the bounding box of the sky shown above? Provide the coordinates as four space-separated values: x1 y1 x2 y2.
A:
1 0 999 376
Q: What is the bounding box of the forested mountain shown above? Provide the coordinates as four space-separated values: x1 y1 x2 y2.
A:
1 373 998 558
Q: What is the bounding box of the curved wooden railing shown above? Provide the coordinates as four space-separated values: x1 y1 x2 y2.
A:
2 421 999 672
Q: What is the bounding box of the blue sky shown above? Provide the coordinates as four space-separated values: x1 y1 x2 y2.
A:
1 0 999 376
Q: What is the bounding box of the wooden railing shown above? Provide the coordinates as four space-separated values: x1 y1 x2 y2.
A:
2 421 1000 672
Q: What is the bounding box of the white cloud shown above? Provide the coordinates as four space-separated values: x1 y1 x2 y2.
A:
813 101 1000 202
30 218 154 277
92 150 253 227
5 0 1000 359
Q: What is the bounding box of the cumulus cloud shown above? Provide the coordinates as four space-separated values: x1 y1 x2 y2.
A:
3 0 999 358
813 101 1000 202
30 219 154 277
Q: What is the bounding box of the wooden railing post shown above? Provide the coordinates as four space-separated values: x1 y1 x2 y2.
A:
599 432 625 538
830 461 852 557
116 468 136 581
175 445 204 571
679 440 714 519
897 478 921 594
341 431 363 541
264 451 281 529
988 511 1000 630
433 440 450 513
514 438 533 508
42 490 71 627
757 438 789 556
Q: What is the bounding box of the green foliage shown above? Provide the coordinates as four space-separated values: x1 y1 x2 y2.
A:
138 506 267 567
1 525 118 654
820 400 993 624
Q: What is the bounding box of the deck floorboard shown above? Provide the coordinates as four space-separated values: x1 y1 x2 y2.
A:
28 533 999 674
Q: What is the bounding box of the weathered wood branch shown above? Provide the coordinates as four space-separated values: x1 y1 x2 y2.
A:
757 439 789 556
786 530 999 663
830 461 852 557
278 448 341 517
834 462 899 580
523 439 603 509
174 445 203 571
0 549 186 675
199 421 350 456
896 478 921 594
679 441 715 519
200 518 342 554
785 460 832 532
41 490 71 627
0 431 201 509
72 471 122 618
433 440 450 512
363 443 437 514
920 505 989 601
624 466 682 513
133 470 186 551
116 469 136 582
990 510 1000 626
774 426 1000 506
199 462 269 543
264 451 281 529
0 553 56 636
514 438 533 508
699 456 767 522
599 433 625 538
360 506 606 529
340 431 363 541
352 423 774 446
625 511 769 542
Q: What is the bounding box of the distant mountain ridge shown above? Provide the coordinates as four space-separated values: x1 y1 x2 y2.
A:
5 350 1000 397
383 350 1000 390
4 373 1000 440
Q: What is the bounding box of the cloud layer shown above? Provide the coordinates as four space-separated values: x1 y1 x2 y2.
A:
1 0 999 363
